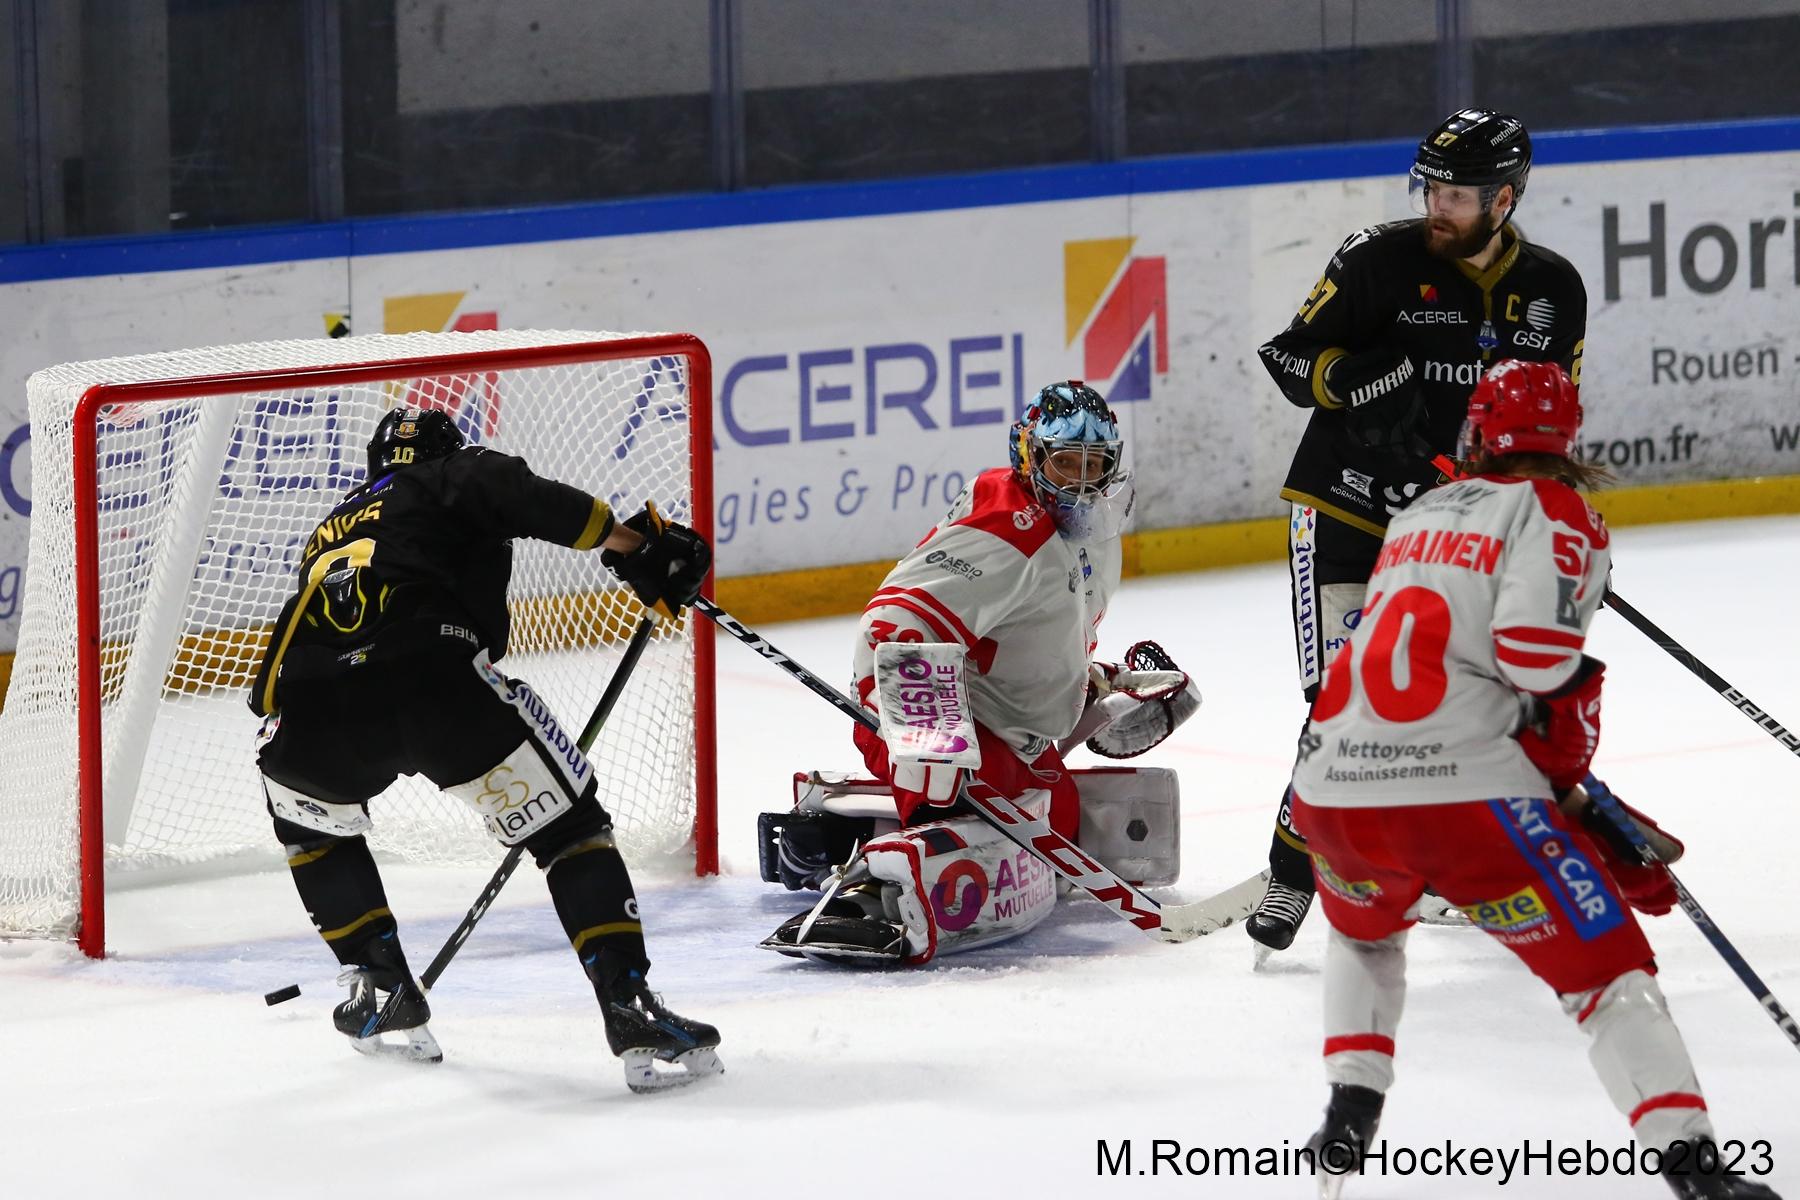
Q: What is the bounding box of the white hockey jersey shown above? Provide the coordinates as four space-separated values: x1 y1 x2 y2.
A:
1290 474 1610 809
856 468 1122 762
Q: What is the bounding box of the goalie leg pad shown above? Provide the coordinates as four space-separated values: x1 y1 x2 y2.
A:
1071 766 1181 886
1562 968 1714 1147
760 767 1177 888
757 807 885 891
863 805 1058 965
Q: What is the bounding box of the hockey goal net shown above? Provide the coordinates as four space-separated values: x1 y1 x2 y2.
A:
0 330 716 956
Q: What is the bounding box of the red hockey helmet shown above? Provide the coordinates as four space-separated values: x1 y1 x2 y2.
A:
1459 359 1581 460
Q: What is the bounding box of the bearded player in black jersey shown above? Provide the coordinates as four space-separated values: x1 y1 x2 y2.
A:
1247 109 1589 956
249 406 721 1090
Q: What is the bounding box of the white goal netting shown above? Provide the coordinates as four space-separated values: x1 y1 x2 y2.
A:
0 330 712 945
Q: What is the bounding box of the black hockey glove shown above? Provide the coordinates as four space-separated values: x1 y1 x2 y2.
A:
601 503 712 620
1327 346 1430 459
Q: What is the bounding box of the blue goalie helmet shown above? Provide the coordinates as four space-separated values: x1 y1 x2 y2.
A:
1010 380 1131 537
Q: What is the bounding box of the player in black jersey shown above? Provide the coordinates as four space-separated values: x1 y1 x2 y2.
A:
250 406 722 1089
1247 109 1589 956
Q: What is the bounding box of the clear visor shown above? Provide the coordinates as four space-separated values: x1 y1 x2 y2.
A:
1455 415 1481 461
1408 167 1490 219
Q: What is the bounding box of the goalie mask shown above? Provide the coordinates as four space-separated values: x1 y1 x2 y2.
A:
1009 381 1132 539
367 406 465 478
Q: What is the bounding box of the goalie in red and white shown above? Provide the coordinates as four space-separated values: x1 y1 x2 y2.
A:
758 381 1202 965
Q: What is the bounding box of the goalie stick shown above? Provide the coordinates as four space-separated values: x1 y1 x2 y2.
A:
265 616 658 1005
691 595 1264 943
1583 774 1800 1054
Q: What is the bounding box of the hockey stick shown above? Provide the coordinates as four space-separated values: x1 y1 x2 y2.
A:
691 595 1263 943
1602 590 1800 763
416 614 659 991
1583 775 1800 1053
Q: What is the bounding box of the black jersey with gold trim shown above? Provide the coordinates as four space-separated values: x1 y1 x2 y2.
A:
250 447 612 715
1258 219 1586 537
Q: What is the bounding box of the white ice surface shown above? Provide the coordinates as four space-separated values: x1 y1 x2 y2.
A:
4 517 1798 1199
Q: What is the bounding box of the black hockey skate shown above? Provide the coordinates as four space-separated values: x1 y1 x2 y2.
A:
334 966 441 1063
592 958 723 1093
1247 878 1314 962
1661 1140 1783 1199
761 887 905 966
1304 1083 1384 1200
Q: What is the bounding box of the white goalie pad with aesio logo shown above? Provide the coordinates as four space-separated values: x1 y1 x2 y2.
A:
865 807 1059 964
764 765 1181 889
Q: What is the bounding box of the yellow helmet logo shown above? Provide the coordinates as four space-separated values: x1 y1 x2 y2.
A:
1433 131 1459 147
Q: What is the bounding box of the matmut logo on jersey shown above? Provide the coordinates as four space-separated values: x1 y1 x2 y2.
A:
1064 238 1168 403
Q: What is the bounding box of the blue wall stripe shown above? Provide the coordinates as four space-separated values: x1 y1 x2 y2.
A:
2 116 1798 286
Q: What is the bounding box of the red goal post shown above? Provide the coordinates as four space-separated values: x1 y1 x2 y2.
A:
0 330 717 957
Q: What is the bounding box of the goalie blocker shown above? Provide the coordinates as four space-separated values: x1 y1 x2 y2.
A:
756 766 1181 965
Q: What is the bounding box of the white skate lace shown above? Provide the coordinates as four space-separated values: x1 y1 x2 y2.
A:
1256 882 1312 926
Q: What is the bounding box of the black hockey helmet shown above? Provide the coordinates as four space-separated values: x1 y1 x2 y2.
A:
367 406 465 477
1411 108 1531 221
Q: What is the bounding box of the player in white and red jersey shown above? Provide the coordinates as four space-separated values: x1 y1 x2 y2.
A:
760 382 1200 965
1290 361 1777 1200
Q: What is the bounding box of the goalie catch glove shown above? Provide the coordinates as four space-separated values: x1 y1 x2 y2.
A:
1084 640 1202 759
601 503 712 621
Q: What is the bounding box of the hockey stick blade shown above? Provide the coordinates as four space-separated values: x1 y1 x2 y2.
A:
1158 870 1270 941
692 596 1193 945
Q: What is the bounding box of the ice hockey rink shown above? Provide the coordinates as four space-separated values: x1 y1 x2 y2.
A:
3 514 1796 1200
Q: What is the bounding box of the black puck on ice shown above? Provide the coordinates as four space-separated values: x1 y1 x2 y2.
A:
264 984 302 1006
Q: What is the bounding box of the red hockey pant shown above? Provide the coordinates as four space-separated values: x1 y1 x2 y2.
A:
1292 793 1654 995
